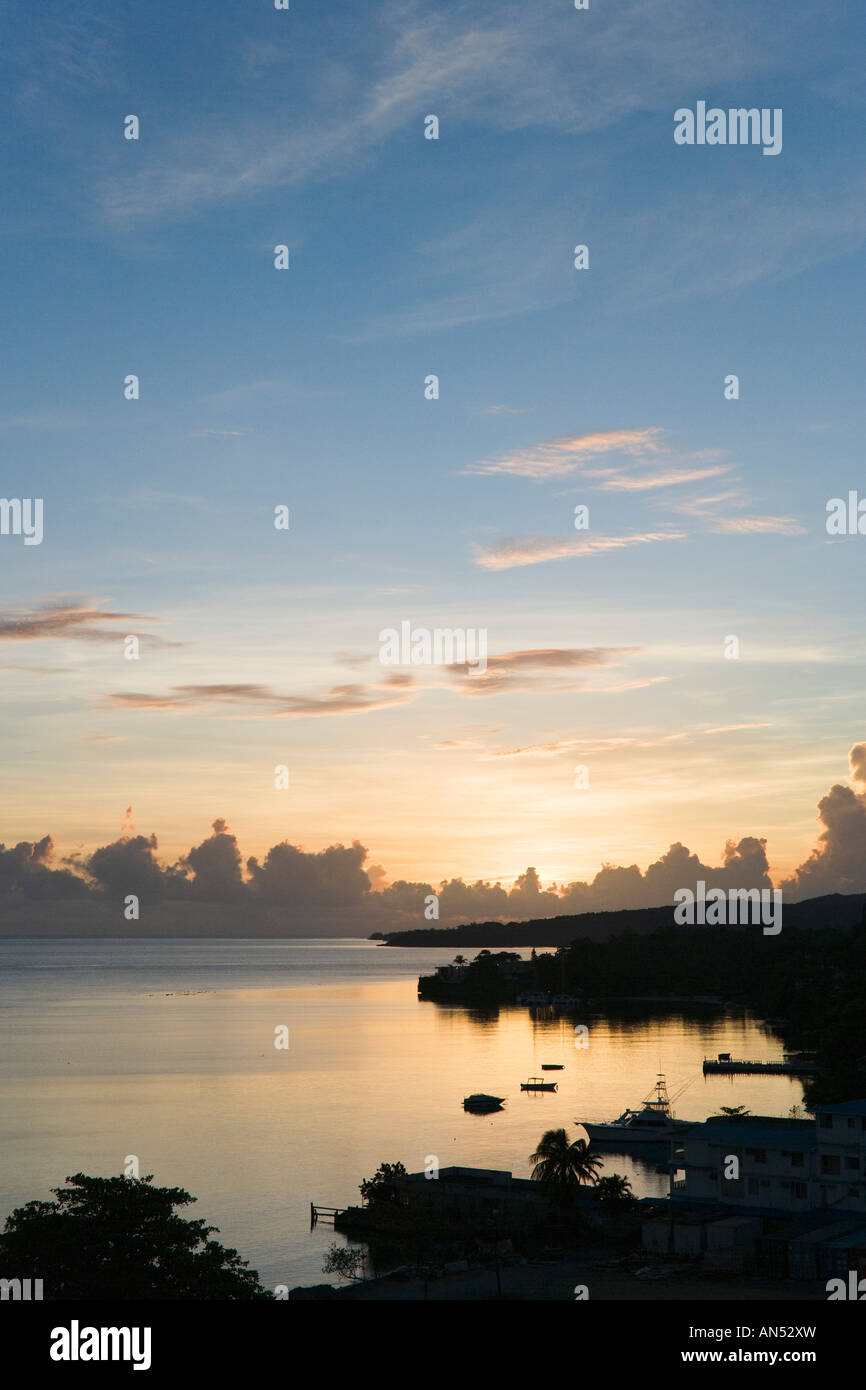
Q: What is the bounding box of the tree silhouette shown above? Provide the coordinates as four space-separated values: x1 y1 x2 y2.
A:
359 1162 408 1206
529 1130 603 1189
0 1173 269 1300
594 1174 636 1207
322 1243 366 1282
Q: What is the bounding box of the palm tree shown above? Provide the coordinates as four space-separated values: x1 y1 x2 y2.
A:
595 1174 635 1207
529 1129 603 1189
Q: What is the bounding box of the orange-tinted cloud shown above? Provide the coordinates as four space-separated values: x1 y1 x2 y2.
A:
468 427 664 479
106 674 415 718
444 646 645 697
0 601 161 643
710 516 806 535
474 530 684 570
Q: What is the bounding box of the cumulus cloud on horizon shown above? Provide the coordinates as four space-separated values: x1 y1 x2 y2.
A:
777 743 866 899
4 747 866 930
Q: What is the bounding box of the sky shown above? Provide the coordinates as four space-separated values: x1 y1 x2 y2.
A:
1 0 866 922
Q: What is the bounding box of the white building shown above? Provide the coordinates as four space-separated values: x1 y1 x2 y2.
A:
672 1100 866 1216
813 1099 866 1212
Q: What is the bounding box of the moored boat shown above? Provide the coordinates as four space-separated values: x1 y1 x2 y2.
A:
463 1093 505 1112
521 1076 558 1091
578 1074 691 1144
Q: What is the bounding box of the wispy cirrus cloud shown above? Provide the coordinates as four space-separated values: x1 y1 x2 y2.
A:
702 722 773 734
11 9 121 105
669 486 805 536
474 531 685 571
468 427 664 479
0 601 166 645
0 411 84 432
90 0 794 232
479 648 638 673
434 738 488 751
476 720 771 758
444 646 654 698
199 379 315 410
95 10 522 229
105 674 415 719
0 664 69 675
672 490 744 516
486 737 581 758
600 465 730 491
709 516 807 536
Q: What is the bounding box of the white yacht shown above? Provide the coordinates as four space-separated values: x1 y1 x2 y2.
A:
579 1075 692 1145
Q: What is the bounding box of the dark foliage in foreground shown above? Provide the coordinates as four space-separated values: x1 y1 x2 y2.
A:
0 1173 271 1299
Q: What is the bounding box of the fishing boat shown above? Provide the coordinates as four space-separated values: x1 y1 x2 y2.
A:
521 1076 558 1091
463 1093 505 1112
540 1064 564 1071
578 1075 692 1144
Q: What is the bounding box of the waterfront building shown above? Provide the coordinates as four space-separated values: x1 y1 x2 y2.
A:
672 1099 866 1216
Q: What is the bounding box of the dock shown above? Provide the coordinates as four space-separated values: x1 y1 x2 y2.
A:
702 1056 818 1075
310 1203 345 1228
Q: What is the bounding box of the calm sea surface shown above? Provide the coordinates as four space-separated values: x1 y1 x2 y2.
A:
0 938 805 1291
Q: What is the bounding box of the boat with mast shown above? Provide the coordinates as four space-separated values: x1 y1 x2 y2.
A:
578 1074 692 1145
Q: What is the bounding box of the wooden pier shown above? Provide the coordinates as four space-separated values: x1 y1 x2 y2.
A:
702 1056 818 1075
310 1203 345 1228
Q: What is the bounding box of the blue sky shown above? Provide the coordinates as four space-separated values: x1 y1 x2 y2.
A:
1 0 865 901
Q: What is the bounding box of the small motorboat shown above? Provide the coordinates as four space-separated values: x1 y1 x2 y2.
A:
540 1064 564 1071
521 1076 558 1091
463 1093 505 1112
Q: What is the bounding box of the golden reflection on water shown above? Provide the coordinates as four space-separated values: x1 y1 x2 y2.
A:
0 947 806 1291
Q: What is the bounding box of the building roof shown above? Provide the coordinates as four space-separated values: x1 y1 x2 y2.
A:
401 1166 513 1187
686 1116 816 1152
818 1099 866 1116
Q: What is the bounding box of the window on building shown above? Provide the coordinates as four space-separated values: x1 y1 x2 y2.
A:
819 1114 832 1128
821 1155 841 1176
793 1183 808 1199
747 1149 767 1163
848 1118 857 1129
845 1156 860 1170
791 1153 804 1168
